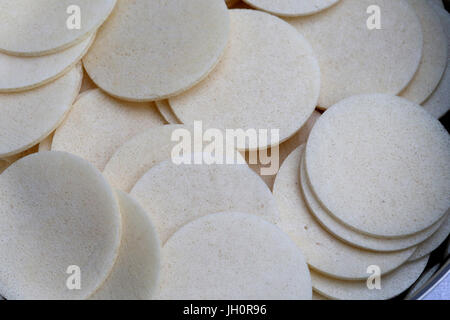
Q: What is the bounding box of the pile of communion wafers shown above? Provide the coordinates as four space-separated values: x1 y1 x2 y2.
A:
0 0 449 300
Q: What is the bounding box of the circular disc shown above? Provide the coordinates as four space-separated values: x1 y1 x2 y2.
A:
169 9 320 150
51 89 164 171
243 0 340 17
400 0 447 104
155 212 312 300
0 0 117 57
305 94 450 237
408 214 450 262
300 155 447 252
286 0 423 109
0 152 121 299
90 191 161 300
273 146 415 280
423 3 450 119
0 34 94 93
83 0 230 101
130 158 279 244
311 255 429 300
0 64 82 158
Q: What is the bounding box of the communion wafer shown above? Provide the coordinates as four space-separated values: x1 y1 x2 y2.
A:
408 214 450 262
243 0 340 17
0 64 82 158
273 146 415 280
0 34 94 93
156 212 312 300
51 89 164 171
305 94 450 238
130 158 279 244
423 3 450 119
300 157 447 252
400 0 447 104
0 0 117 57
429 0 445 9
90 191 160 300
170 9 320 150
155 100 182 125
83 0 229 101
311 256 429 300
286 0 423 109
0 152 121 300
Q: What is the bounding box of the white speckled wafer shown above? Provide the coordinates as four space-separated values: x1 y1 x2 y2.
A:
170 9 320 150
306 94 450 238
400 0 447 104
51 89 164 171
90 191 160 300
273 146 415 280
423 4 450 119
0 34 94 93
300 156 447 252
0 152 121 300
311 256 429 300
0 64 82 158
243 0 340 17
155 212 312 300
0 0 117 57
83 0 229 101
130 158 279 244
286 0 423 109
408 214 450 262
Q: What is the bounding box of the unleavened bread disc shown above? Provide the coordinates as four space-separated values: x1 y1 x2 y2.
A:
0 0 117 56
0 64 82 158
0 152 121 299
273 146 415 280
83 0 230 101
169 9 320 150
286 0 423 109
130 158 279 244
90 191 160 300
155 212 312 300
305 94 450 238
311 255 429 300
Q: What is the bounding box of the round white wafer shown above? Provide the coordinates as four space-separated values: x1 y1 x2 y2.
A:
90 191 160 300
429 0 445 9
130 158 279 244
0 145 39 174
83 0 229 101
156 212 312 300
0 0 116 57
0 64 82 158
273 146 415 280
155 100 182 125
408 214 450 262
243 0 340 17
0 34 94 93
300 156 447 252
51 89 164 171
405 264 440 299
423 4 450 119
286 0 423 109
311 255 429 300
0 152 121 299
400 0 447 104
169 9 320 150
305 94 450 238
